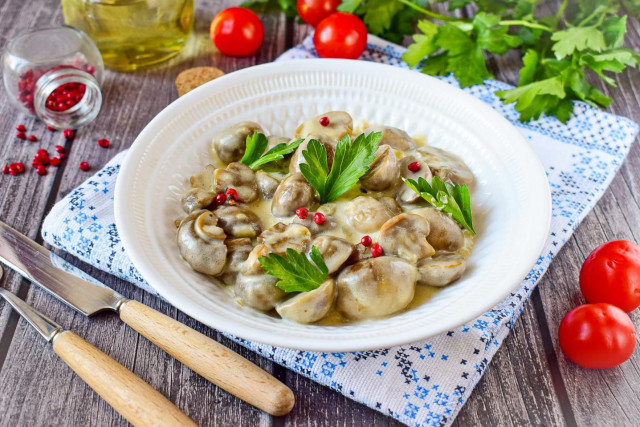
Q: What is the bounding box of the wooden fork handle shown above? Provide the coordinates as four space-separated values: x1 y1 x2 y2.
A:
119 299 295 416
53 330 196 427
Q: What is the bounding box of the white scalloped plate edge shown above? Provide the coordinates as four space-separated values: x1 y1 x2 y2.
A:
114 59 551 352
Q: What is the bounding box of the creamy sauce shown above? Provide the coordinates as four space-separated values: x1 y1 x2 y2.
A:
180 117 477 325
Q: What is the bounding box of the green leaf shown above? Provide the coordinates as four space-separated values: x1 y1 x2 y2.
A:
240 132 269 167
249 138 303 170
601 15 627 48
421 53 449 76
258 246 328 293
359 0 403 35
518 49 539 85
403 177 475 234
496 76 567 121
337 0 362 13
551 27 607 59
325 132 380 201
300 132 380 204
473 12 521 54
299 139 329 197
403 20 440 67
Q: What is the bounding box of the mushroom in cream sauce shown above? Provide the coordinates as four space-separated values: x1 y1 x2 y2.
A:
176 111 477 325
177 210 227 276
212 121 263 164
337 256 417 320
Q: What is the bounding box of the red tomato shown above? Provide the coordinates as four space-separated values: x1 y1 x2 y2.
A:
297 0 341 27
558 303 636 369
313 12 368 59
580 240 640 312
210 7 264 57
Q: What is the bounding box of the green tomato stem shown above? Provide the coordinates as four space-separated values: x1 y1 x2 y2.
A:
498 20 553 32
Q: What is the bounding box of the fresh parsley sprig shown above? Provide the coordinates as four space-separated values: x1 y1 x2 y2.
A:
299 132 381 204
242 0 640 123
240 132 303 170
258 246 329 293
403 176 475 234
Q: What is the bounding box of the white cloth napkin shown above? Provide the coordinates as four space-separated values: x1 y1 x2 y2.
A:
42 35 639 426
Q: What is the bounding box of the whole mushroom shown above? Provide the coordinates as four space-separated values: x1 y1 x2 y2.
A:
312 235 354 274
276 279 335 323
360 144 400 191
417 254 467 287
177 210 227 276
181 188 215 213
363 125 416 151
417 145 474 185
214 162 259 204
378 213 435 263
256 171 280 199
215 205 263 238
295 111 353 145
234 273 286 311
337 256 417 320
396 156 433 204
411 207 464 251
271 173 315 217
258 222 312 254
189 164 217 192
212 121 263 164
343 196 400 234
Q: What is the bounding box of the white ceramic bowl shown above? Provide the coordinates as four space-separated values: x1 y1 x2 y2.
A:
115 59 551 352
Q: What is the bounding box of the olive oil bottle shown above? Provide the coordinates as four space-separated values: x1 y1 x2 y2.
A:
61 0 194 71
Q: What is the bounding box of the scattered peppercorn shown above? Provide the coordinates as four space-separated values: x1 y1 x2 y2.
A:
319 116 330 127
16 124 26 132
27 135 38 142
47 125 57 131
36 165 47 176
49 157 61 166
79 161 89 171
97 138 110 148
313 212 326 225
360 235 372 246
2 165 9 174
63 129 75 140
295 207 308 219
13 162 25 174
407 161 420 172
16 132 26 140
215 192 226 205
54 145 64 153
371 243 383 258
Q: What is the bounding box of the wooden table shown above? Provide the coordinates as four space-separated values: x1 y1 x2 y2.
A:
1 1 639 425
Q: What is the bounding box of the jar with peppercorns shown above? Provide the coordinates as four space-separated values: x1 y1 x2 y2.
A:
2 26 104 129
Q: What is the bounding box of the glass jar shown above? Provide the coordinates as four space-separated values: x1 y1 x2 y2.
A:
61 0 195 71
2 26 104 129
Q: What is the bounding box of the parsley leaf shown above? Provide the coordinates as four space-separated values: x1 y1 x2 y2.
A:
551 27 607 59
240 132 303 170
258 246 329 293
300 132 380 204
403 176 475 234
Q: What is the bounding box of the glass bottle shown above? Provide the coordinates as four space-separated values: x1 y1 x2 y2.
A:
61 0 195 72
2 26 104 129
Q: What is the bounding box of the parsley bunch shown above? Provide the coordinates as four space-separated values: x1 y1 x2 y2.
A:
244 0 640 123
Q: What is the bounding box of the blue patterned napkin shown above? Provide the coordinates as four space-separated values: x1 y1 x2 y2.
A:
42 35 639 426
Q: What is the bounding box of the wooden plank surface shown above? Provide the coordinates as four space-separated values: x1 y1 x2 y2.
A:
0 0 638 425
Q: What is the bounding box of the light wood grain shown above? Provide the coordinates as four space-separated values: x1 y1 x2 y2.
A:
119 299 295 416
52 330 196 427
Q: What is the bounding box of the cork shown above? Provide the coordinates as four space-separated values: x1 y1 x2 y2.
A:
175 66 225 97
